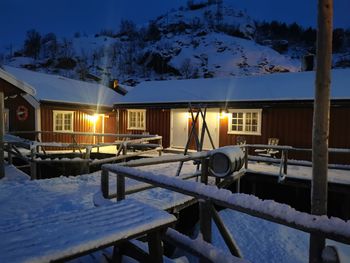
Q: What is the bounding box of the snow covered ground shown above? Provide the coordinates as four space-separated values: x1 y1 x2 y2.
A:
248 161 350 185
1 160 350 262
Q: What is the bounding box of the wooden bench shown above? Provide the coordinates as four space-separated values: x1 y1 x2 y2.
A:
0 199 176 263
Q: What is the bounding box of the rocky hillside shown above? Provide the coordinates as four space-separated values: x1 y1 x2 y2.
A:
1 1 349 86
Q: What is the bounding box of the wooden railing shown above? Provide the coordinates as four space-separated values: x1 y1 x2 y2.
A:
240 144 350 182
5 131 163 179
101 162 350 262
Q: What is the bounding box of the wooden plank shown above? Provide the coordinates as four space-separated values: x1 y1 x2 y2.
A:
211 204 243 258
0 91 4 178
0 199 176 263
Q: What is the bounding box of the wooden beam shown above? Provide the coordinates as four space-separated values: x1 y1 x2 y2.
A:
310 0 333 262
0 91 4 179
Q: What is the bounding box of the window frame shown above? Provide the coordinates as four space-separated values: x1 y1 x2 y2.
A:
53 110 74 132
227 109 262 135
127 109 146 130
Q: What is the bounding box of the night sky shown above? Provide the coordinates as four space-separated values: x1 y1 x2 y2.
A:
1 0 349 49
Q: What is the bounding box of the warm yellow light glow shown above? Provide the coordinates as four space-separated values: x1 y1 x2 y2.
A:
220 109 229 119
186 112 192 119
87 114 99 123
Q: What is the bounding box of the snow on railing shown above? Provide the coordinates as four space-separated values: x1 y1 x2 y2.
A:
102 164 350 245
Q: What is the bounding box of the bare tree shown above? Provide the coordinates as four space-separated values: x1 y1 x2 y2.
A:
59 38 74 58
180 58 194 79
23 29 41 59
309 0 333 262
41 32 58 59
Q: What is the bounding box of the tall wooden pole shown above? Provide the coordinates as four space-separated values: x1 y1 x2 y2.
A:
0 91 4 179
309 0 333 262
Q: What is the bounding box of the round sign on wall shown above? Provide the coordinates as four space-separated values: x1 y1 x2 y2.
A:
16 105 29 121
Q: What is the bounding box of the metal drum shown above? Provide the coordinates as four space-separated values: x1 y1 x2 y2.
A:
208 146 244 178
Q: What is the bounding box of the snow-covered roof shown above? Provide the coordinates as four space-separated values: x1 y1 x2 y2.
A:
0 67 35 96
3 66 123 107
118 69 350 106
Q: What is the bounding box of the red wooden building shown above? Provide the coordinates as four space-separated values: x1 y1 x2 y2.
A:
115 69 350 163
1 66 122 143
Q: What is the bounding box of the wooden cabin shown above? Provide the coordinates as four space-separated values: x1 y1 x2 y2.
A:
1 66 123 144
114 69 350 164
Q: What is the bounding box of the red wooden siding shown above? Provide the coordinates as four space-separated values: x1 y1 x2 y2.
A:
4 94 35 139
219 107 313 147
118 109 171 147
40 105 117 144
118 105 350 164
104 113 117 143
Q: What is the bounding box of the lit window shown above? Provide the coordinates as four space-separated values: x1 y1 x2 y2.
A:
127 110 146 130
228 109 262 135
53 111 74 132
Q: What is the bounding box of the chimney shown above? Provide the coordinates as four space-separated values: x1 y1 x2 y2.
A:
109 79 128 95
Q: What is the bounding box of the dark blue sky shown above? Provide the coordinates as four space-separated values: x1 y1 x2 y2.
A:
1 0 349 50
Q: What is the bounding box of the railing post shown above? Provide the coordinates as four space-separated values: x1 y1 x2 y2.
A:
122 143 127 163
244 146 248 169
283 149 288 175
30 147 37 180
83 146 91 174
7 144 12 165
199 199 212 244
117 173 126 201
97 135 100 153
101 168 109 198
200 158 209 185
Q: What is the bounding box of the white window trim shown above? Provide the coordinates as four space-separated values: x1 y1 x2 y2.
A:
227 109 262 135
127 109 146 130
53 110 74 132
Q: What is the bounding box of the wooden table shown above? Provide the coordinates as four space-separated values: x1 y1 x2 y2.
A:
0 199 176 263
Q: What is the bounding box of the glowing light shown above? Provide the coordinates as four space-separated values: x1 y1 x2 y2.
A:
220 109 229 119
87 114 99 123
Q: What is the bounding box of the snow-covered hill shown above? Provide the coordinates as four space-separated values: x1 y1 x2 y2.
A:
2 2 346 86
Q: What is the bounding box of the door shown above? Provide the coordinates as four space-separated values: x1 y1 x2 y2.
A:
199 109 220 150
170 109 188 148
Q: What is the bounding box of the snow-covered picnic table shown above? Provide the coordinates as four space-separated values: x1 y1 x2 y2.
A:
0 198 176 263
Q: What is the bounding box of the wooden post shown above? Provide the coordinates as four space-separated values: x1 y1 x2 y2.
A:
244 146 248 169
200 158 209 185
117 173 125 201
283 150 288 175
30 147 37 180
199 199 212 244
0 91 4 179
101 169 109 198
310 0 333 262
158 137 162 156
7 144 12 165
148 231 164 263
83 147 91 174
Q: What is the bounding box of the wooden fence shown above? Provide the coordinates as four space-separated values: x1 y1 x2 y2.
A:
101 159 349 262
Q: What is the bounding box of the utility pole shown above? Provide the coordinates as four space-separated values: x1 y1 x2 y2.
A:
309 0 333 262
